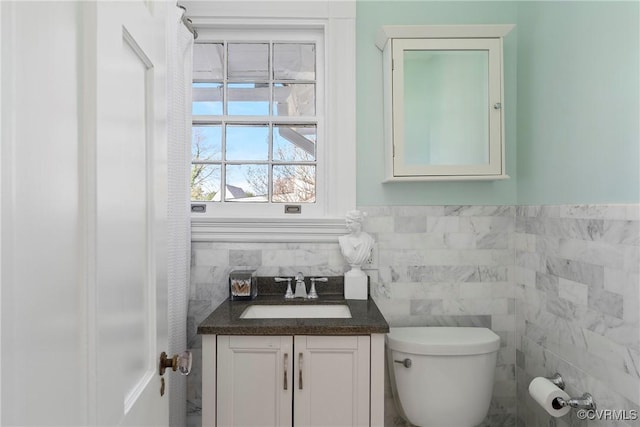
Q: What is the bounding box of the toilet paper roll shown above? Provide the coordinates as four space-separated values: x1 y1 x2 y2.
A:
528 377 571 417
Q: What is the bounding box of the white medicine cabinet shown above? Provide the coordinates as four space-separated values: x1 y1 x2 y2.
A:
376 25 514 181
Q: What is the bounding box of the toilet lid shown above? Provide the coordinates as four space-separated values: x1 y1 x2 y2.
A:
386 327 500 355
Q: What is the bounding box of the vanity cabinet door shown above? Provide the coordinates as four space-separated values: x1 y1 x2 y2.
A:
216 335 293 427
294 335 370 427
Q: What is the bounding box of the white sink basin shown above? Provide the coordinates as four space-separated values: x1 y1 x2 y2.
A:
240 304 352 319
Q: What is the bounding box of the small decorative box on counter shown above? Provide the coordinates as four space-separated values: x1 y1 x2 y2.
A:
229 269 257 300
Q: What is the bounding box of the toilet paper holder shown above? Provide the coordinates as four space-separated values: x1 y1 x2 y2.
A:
546 373 597 411
554 393 596 411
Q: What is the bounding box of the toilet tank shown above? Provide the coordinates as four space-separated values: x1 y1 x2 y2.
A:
386 327 500 427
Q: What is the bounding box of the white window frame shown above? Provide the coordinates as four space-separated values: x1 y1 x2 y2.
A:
187 1 355 242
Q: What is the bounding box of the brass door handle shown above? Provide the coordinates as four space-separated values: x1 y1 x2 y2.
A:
159 351 192 376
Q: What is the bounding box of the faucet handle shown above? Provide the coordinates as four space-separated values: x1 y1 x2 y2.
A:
275 277 294 299
308 277 327 299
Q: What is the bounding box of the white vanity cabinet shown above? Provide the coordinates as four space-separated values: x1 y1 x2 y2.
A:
205 334 374 427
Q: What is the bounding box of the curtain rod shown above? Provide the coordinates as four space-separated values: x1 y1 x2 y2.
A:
177 5 198 39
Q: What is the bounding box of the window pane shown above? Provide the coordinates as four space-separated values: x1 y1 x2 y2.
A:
227 83 270 116
191 164 220 201
273 83 315 116
193 43 224 80
228 43 269 80
193 83 223 115
192 126 222 161
226 125 269 161
226 164 268 202
272 165 316 203
273 43 315 80
273 125 316 161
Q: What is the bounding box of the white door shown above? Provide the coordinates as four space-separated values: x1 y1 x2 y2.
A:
1 1 170 426
217 335 293 427
294 335 370 427
92 1 170 426
1 2 92 425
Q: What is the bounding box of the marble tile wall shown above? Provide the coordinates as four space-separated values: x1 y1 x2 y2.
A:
514 205 640 427
186 203 638 427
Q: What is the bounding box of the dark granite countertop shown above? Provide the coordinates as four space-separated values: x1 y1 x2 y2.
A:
197 277 389 335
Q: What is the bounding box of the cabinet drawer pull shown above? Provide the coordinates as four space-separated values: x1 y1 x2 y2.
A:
298 352 303 390
284 353 288 390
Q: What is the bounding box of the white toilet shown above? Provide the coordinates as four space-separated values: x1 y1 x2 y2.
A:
386 327 500 427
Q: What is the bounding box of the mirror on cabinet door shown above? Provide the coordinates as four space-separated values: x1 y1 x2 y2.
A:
377 25 514 181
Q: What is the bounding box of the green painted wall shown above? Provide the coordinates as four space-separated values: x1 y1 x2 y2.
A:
516 1 640 204
356 1 640 206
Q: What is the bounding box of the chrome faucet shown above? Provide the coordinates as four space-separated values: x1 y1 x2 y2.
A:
293 272 307 298
277 274 328 299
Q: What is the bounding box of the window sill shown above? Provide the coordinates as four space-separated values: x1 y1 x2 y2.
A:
191 217 348 243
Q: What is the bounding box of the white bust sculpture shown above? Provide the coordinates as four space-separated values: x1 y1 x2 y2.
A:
339 210 374 276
